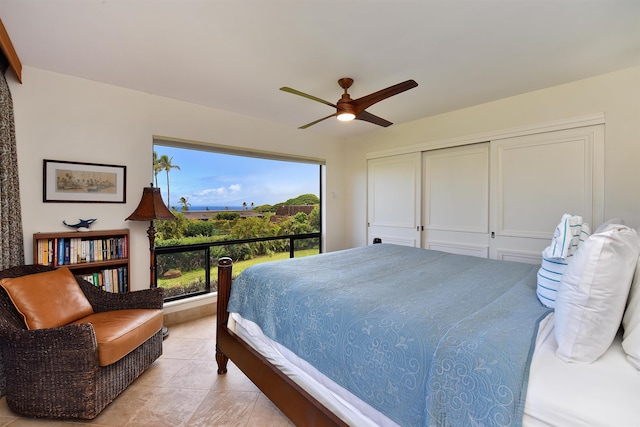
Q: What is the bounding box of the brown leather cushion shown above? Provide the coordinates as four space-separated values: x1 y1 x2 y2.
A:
72 309 163 366
0 267 94 330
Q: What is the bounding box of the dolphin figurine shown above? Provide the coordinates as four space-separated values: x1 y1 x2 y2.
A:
63 218 97 230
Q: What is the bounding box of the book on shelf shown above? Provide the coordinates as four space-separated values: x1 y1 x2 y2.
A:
35 236 128 266
78 266 128 293
34 230 130 293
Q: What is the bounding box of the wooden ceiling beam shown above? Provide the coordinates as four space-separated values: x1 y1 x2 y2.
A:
0 18 22 83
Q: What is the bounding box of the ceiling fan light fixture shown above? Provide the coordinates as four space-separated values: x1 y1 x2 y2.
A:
337 112 355 121
336 98 356 122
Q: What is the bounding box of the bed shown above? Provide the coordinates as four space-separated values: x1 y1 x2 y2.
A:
215 242 640 426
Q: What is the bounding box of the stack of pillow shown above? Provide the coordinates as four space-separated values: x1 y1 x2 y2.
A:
536 214 591 308
538 215 640 367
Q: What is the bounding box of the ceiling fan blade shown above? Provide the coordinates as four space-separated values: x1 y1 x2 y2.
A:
351 79 418 113
298 113 337 129
280 87 337 108
356 110 393 127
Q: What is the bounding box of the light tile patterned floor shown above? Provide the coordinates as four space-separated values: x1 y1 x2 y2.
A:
0 315 294 426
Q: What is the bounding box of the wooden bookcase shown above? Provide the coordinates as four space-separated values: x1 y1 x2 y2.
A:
33 228 130 293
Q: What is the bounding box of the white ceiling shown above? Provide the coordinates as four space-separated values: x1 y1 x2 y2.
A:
1 0 639 138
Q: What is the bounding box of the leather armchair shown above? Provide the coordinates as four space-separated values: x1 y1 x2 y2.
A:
0 264 163 419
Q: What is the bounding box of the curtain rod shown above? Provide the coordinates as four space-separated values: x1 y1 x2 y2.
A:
0 19 21 83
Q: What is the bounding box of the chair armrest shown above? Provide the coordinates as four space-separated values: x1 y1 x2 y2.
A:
76 277 164 312
0 264 56 279
3 323 100 373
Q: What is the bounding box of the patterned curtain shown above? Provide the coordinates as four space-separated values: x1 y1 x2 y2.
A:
0 58 24 269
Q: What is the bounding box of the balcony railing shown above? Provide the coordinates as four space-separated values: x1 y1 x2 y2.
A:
154 233 321 302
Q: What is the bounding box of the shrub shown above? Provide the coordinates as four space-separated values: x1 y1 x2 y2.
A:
216 212 240 220
185 220 220 237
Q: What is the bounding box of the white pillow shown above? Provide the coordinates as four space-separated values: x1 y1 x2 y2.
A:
536 214 590 307
594 217 625 234
536 256 568 308
554 225 640 363
622 255 640 369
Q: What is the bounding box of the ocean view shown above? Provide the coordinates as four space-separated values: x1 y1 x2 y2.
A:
184 206 247 212
154 145 319 211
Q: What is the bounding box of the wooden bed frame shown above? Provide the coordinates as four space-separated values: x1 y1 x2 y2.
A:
215 257 348 426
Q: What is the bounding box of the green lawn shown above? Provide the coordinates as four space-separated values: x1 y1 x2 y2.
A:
157 249 319 289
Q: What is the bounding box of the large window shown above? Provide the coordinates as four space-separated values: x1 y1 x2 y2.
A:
152 140 322 301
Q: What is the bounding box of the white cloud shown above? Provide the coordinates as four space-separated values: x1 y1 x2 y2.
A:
185 184 242 205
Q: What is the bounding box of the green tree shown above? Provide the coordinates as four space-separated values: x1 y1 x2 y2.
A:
178 196 190 212
158 155 181 208
184 220 218 237
229 215 280 258
155 211 189 240
273 193 319 211
230 216 273 240
309 205 320 231
152 151 162 187
254 203 275 213
216 212 240 220
284 194 319 205
280 212 311 235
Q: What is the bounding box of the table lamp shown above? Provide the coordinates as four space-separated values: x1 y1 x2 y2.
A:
126 185 175 337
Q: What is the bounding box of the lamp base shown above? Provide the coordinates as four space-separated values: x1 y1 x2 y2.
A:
162 325 170 339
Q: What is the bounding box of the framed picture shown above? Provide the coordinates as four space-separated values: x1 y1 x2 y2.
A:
43 159 127 203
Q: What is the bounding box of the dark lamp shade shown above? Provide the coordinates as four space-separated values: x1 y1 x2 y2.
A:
126 187 176 221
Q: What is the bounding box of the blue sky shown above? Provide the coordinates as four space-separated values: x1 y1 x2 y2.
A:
153 146 320 209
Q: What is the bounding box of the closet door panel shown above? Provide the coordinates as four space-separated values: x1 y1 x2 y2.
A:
367 153 421 247
422 144 490 257
490 125 604 263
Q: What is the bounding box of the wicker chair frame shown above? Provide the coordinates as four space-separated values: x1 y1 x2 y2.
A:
0 264 163 419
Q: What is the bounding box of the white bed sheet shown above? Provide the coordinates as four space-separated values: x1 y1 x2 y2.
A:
523 313 640 427
229 312 640 426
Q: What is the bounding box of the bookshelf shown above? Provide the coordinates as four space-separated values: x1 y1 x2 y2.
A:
33 228 130 293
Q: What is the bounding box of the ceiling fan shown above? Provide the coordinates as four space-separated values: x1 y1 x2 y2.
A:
280 77 418 129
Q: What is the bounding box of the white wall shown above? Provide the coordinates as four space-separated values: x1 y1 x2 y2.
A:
8 66 640 287
343 66 640 247
9 66 348 291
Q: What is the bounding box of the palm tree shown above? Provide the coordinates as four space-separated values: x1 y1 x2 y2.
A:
178 196 190 212
158 155 181 208
152 152 162 187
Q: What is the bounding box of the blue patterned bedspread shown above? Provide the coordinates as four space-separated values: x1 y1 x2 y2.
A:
228 244 552 426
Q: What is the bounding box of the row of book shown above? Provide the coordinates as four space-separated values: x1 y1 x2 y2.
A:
79 267 129 293
35 236 128 266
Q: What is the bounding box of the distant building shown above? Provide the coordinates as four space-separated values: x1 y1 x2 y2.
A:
180 209 263 220
270 205 315 222
180 205 314 221
274 205 315 216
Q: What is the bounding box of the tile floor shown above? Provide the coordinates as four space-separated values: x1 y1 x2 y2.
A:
0 315 294 426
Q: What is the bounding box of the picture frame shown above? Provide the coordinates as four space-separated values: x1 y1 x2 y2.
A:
43 159 127 203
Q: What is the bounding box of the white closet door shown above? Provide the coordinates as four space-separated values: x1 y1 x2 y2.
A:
367 153 421 247
422 143 490 257
489 125 604 263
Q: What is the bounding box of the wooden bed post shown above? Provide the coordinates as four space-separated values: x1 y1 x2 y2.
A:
214 256 347 426
216 256 233 374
